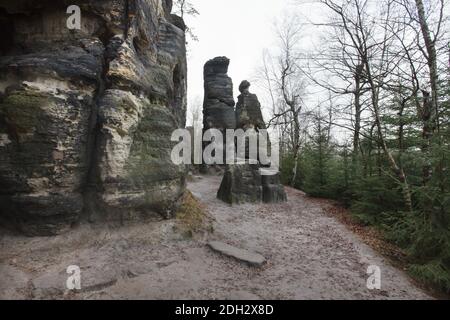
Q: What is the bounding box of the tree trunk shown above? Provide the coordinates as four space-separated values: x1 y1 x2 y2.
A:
353 63 364 156
415 0 439 130
373 94 414 213
415 0 440 185
291 147 300 187
365 62 414 213
291 112 301 187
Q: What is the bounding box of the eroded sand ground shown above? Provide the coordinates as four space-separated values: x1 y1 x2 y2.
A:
0 175 431 300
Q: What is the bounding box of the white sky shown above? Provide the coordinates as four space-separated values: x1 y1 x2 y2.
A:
184 0 295 115
182 0 328 126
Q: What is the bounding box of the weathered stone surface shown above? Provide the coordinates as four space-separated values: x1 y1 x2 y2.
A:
218 165 287 204
261 169 288 203
217 163 262 205
0 0 187 235
236 80 266 130
201 56 235 174
208 241 266 267
216 79 287 205
203 57 236 131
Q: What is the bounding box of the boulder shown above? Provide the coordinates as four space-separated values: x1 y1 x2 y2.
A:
208 241 266 267
217 163 263 205
261 169 288 203
218 165 287 204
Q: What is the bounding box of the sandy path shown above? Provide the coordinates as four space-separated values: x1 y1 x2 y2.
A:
186 175 431 300
0 175 431 300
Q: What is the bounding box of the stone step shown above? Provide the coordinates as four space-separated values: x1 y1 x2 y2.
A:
207 241 266 267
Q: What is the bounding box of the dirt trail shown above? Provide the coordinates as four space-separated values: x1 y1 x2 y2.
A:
0 175 431 300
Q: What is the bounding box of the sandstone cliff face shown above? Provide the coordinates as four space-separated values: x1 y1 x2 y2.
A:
0 0 187 236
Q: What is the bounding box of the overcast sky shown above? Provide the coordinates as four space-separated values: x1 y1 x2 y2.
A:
184 0 313 120
182 0 329 125
185 0 283 101
182 0 450 141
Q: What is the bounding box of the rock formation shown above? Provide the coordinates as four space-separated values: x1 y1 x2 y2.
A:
201 57 236 173
235 80 266 131
217 163 263 204
217 80 287 205
0 0 187 236
202 57 236 131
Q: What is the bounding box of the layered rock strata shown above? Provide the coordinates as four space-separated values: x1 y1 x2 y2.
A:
0 0 187 235
217 80 287 205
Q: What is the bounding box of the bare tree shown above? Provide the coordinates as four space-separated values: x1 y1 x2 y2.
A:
304 1 376 177
173 0 200 42
394 0 448 184
258 16 307 186
187 96 203 128
317 0 415 211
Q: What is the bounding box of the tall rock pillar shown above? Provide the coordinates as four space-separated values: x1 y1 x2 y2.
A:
201 57 236 172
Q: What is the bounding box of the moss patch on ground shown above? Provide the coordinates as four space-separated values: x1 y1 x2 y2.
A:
175 191 213 238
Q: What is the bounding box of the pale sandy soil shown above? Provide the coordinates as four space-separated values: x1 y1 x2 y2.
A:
0 175 432 300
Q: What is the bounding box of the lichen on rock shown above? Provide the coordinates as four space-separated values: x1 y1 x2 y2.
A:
0 0 188 236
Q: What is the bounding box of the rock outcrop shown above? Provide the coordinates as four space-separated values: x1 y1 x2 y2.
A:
0 0 187 236
202 57 236 131
217 163 263 204
201 56 236 173
235 80 266 131
217 80 287 205
217 164 287 204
